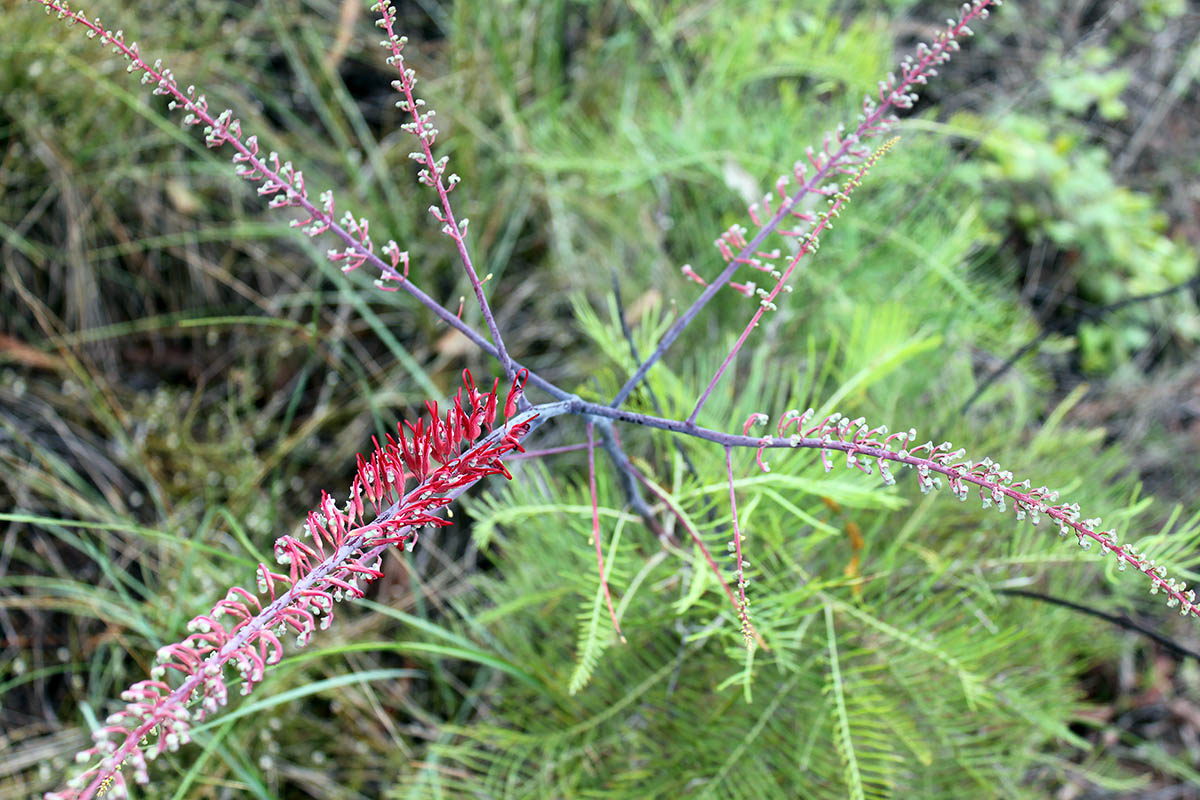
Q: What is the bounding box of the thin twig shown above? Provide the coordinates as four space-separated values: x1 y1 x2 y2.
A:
994 588 1200 663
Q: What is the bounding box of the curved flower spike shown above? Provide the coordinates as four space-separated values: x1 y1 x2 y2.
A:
750 408 1200 622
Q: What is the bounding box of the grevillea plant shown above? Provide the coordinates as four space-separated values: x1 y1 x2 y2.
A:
21 0 1199 796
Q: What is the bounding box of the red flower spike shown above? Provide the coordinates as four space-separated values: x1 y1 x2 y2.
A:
458 393 477 441
428 411 445 462
332 506 352 546
305 511 330 556
390 426 407 477
352 453 371 501
379 434 398 472
448 407 460 454
446 406 459 456
52 370 532 798
368 437 386 498
419 422 431 479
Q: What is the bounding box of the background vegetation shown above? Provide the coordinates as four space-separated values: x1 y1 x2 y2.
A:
2 0 1199 797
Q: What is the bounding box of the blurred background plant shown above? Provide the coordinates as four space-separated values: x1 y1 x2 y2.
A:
2 0 1199 798
958 43 1200 376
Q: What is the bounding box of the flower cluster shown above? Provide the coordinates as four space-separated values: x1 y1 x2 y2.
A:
374 0 519 381
686 137 900 424
32 0 410 296
36 0 1200 795
681 0 999 298
48 371 533 800
746 408 1200 620
375 0 468 241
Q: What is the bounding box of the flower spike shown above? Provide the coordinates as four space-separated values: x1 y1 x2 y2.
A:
748 406 1200 621
50 374 536 799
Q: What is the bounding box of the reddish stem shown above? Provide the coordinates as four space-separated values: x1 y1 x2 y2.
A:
587 423 626 644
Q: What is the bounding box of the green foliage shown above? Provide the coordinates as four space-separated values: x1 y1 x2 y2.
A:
953 44 1200 374
1044 47 1130 122
427 290 1200 797
1136 0 1187 34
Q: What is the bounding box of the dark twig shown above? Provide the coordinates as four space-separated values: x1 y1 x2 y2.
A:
592 417 667 542
996 588 1200 663
610 269 704 482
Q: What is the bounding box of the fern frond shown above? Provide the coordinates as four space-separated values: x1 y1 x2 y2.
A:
825 606 866 800
568 516 627 694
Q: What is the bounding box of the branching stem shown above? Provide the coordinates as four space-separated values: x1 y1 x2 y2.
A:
610 1 996 411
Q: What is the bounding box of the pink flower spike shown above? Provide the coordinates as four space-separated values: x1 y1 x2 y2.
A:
725 447 754 647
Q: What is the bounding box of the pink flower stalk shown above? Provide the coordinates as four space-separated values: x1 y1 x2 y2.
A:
740 408 1200 618
625 460 768 650
44 0 395 287
374 0 519 387
610 0 1001 410
28 0 536 398
36 0 1200 792
702 0 995 279
48 372 535 800
688 137 901 424
586 423 625 643
725 447 753 645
